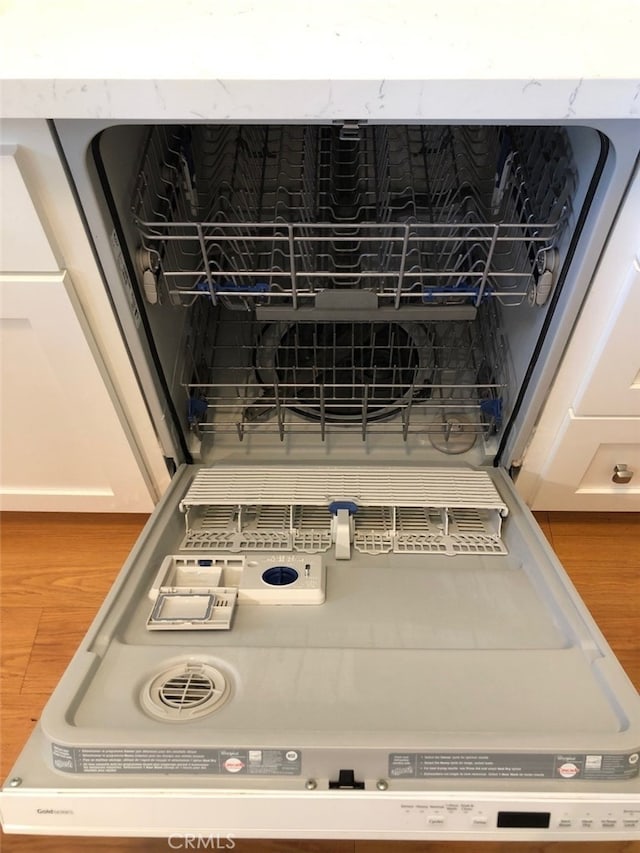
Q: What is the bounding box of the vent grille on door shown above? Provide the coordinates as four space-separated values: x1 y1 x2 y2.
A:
141 662 231 721
160 673 214 709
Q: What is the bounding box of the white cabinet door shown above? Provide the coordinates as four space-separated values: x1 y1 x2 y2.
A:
0 146 59 272
573 256 640 418
0 272 154 512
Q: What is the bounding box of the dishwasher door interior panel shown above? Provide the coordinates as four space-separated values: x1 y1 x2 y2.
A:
2 464 639 840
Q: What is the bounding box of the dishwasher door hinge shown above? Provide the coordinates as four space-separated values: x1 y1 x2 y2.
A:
508 458 523 480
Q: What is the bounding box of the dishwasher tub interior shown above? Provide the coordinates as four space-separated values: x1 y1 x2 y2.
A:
93 122 601 466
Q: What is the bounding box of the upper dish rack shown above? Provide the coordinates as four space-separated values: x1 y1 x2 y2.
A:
131 124 575 312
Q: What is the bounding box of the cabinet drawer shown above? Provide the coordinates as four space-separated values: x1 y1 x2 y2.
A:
531 411 640 511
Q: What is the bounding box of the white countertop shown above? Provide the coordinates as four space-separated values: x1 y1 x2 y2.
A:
1 0 639 120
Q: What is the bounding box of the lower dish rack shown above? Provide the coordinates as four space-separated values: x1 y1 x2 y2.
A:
179 466 509 558
182 301 508 448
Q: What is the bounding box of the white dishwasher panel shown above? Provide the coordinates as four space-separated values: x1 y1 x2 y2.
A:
2 464 639 840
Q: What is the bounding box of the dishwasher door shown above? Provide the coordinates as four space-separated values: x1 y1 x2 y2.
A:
2 463 639 841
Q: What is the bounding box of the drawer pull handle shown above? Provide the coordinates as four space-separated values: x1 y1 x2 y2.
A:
612 464 634 485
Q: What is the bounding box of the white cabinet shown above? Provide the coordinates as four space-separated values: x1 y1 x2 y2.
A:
0 272 154 512
518 167 640 510
527 412 640 510
0 146 59 272
572 258 640 418
0 128 167 511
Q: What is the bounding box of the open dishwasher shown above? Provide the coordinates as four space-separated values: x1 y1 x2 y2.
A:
2 119 640 841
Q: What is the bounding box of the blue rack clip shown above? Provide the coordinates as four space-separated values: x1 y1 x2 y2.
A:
480 398 503 423
421 280 493 305
195 279 270 299
328 500 359 516
188 397 208 424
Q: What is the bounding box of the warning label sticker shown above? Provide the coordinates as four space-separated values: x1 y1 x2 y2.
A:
389 750 640 781
52 744 301 776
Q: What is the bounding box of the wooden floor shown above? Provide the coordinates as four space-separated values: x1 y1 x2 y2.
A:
0 510 638 853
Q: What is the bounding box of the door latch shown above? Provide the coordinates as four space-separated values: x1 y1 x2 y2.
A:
329 769 365 790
